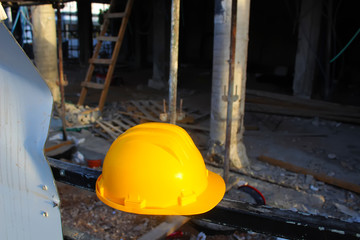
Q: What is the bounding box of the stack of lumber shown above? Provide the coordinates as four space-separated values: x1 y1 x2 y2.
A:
245 89 360 124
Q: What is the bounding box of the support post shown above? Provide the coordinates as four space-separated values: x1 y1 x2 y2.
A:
149 0 167 90
56 2 68 141
224 0 238 185
324 0 334 100
293 0 323 98
210 0 251 169
77 0 92 66
168 0 180 125
31 4 60 103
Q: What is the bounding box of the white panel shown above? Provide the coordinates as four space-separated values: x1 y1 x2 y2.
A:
0 23 62 239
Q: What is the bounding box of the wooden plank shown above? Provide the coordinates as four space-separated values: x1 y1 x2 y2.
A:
80 81 104 90
89 58 112 65
91 127 112 141
96 36 118 42
258 155 360 194
112 119 131 131
45 140 74 153
245 103 360 125
95 120 118 140
244 132 327 137
246 95 360 119
118 114 140 126
149 100 165 112
118 111 210 131
130 100 154 119
138 216 189 240
119 111 160 122
246 89 360 114
139 100 160 117
100 121 123 134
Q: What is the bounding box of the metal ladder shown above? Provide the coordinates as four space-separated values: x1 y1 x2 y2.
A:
77 0 134 111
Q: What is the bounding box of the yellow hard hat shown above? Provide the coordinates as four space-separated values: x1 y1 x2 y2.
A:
96 122 225 215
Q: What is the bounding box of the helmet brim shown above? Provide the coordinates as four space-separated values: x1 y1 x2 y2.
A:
96 170 225 215
170 170 226 215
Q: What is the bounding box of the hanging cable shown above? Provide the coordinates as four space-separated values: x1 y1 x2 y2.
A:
330 27 360 63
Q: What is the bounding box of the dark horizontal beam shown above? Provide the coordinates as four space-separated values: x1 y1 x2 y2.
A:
196 200 360 240
48 158 360 240
49 157 101 191
1 0 111 7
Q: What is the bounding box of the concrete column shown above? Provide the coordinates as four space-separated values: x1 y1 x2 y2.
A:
31 4 60 103
149 0 167 90
77 0 93 66
209 0 251 169
293 0 323 98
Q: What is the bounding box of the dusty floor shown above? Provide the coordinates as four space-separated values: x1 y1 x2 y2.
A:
58 182 277 240
51 64 360 239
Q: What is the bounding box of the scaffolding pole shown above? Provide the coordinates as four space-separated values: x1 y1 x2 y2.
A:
168 0 180 124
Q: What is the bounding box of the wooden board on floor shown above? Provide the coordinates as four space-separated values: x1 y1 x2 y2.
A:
138 216 190 240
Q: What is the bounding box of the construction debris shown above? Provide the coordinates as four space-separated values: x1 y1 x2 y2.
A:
93 100 209 140
45 140 74 154
138 216 189 240
64 103 101 126
245 89 360 124
258 155 360 194
47 95 360 239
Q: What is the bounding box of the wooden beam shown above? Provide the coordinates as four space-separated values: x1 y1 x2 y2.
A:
258 155 360 194
245 89 360 124
45 140 74 153
138 216 189 240
81 81 105 89
89 58 112 65
246 89 360 113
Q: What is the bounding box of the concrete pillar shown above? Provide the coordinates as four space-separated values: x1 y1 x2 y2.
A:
31 4 60 103
209 0 251 169
133 1 150 69
77 0 93 66
149 0 167 90
293 0 323 98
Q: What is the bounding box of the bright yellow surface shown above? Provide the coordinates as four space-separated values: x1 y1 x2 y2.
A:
96 122 225 215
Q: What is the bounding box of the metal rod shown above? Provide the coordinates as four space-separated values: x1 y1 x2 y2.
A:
179 98 183 114
169 0 180 125
56 2 68 141
224 0 238 186
163 99 166 113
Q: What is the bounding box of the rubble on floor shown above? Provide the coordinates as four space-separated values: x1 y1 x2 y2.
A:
47 101 360 239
